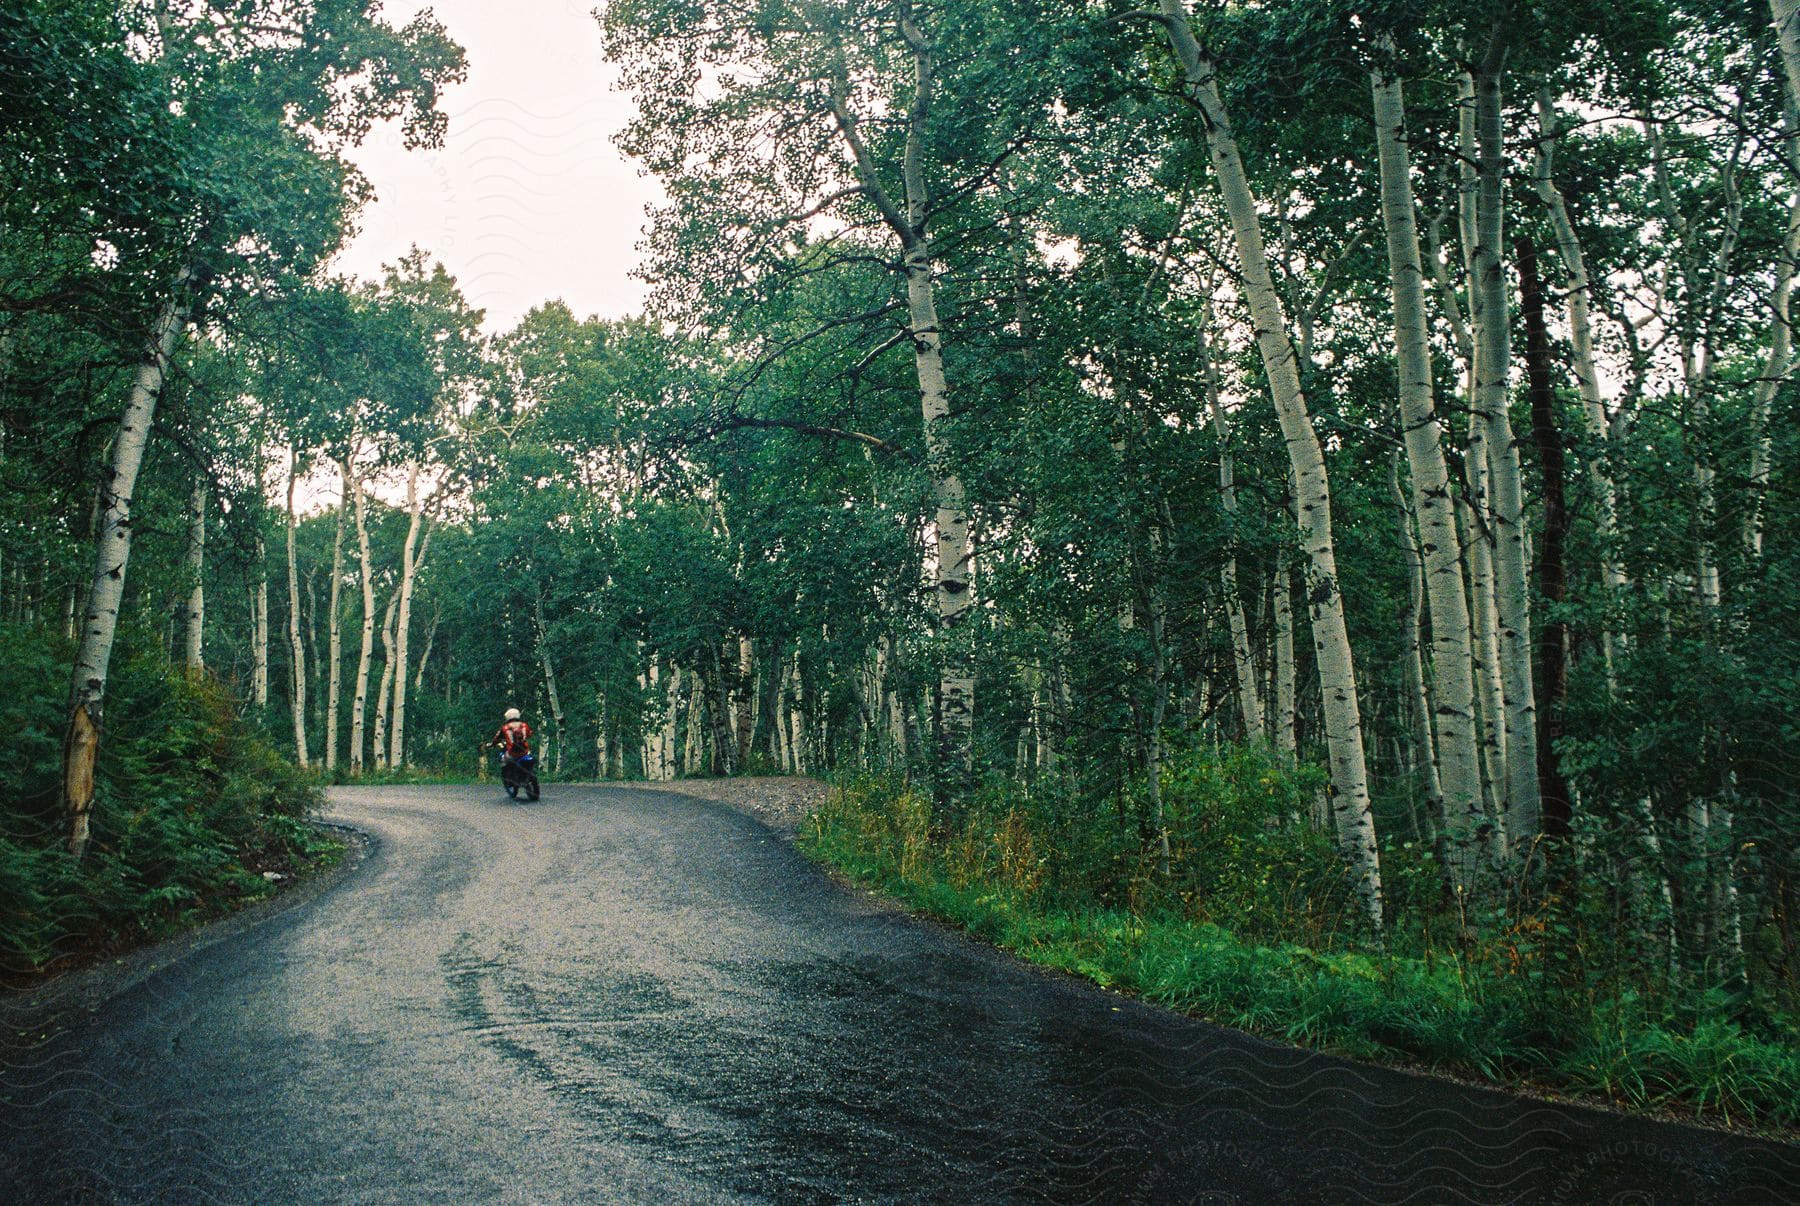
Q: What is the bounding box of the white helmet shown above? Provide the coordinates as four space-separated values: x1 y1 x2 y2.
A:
504 707 521 721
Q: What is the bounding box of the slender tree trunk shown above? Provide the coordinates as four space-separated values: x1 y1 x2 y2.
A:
285 450 310 769
535 591 566 778
1534 91 1625 660
736 636 755 770
1157 0 1384 932
659 662 679 779
1518 239 1573 844
388 462 425 768
640 659 656 778
1747 106 1800 557
1471 46 1540 857
64 279 190 858
183 477 205 671
347 466 376 775
1373 59 1485 892
373 584 400 772
704 647 735 775
1454 72 1510 842
1392 451 1452 880
1271 541 1298 760
1145 550 1173 876
825 17 973 789
322 478 346 770
253 532 270 708
597 690 610 779
773 656 792 774
414 605 438 695
1200 295 1266 745
682 666 704 773
789 651 808 774
304 569 322 739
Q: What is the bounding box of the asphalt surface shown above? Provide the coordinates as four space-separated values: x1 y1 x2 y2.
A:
2 783 1797 1204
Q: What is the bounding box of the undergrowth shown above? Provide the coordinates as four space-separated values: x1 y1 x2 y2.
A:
0 626 328 980
800 752 1800 1131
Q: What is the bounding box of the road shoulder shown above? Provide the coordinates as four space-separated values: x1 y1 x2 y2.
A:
0 823 374 1066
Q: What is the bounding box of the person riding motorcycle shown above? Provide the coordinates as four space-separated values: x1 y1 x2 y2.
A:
488 708 533 766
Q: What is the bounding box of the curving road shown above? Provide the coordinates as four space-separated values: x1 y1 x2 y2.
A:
3 784 1796 1204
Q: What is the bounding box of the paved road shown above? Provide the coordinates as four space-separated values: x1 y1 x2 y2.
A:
3 784 1796 1204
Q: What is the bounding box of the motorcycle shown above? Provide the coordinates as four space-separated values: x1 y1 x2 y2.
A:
498 750 541 801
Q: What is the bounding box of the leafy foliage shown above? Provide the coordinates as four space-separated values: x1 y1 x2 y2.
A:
0 627 324 976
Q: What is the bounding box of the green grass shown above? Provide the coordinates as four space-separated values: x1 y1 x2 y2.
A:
799 775 1800 1132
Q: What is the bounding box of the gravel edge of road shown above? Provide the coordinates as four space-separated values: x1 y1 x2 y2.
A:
0 822 375 1061
619 775 831 839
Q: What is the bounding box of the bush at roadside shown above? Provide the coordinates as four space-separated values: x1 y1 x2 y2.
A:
0 626 325 978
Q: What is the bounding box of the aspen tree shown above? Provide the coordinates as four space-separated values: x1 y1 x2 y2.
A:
535 591 566 777
1470 44 1539 855
813 2 975 787
284 449 310 768
65 281 190 857
1150 0 1384 930
1198 294 1265 746
1372 51 1484 894
1389 449 1450 877
1429 184 1509 827
1533 91 1625 656
324 474 347 769
253 539 270 708
183 478 205 671
347 465 376 775
388 462 426 767
372 582 400 771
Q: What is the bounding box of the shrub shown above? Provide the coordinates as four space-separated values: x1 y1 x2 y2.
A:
0 624 324 977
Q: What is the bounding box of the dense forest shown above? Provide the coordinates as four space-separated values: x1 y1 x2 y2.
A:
4 0 1798 1122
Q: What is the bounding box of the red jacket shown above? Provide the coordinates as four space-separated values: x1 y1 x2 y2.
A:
493 720 532 757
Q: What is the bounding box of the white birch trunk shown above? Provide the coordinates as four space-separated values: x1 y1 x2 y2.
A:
597 691 610 780
347 466 376 775
183 477 205 671
1534 92 1626 633
1200 295 1266 745
373 584 400 772
285 451 310 769
681 666 703 774
1157 0 1384 931
1471 54 1540 855
64 281 190 857
789 650 807 774
639 659 656 778
774 656 792 774
414 607 438 695
825 19 973 783
1373 61 1485 892
388 462 425 768
1392 450 1451 870
535 592 566 778
253 538 269 709
1272 544 1297 760
1748 104 1800 557
324 477 347 771
736 635 755 769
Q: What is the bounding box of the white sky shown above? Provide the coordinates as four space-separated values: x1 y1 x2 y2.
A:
330 0 657 332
